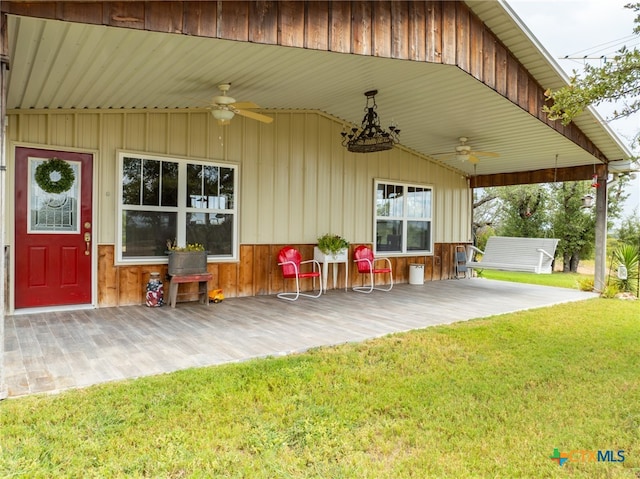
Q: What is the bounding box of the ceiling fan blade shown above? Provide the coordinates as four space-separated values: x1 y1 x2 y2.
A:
468 155 480 164
233 108 274 124
231 102 260 109
471 150 500 158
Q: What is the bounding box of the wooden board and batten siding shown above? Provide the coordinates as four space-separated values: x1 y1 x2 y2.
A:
9 109 470 306
96 243 462 306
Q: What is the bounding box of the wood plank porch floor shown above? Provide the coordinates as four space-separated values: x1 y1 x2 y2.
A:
3 278 598 398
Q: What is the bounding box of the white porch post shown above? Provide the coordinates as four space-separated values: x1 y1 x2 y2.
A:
594 166 608 293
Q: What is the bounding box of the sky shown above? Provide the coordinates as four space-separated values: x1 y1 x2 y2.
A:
506 0 640 224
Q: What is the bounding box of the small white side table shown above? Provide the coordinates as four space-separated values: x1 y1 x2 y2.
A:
313 247 348 293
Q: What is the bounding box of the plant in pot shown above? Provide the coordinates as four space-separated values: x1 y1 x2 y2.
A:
166 240 208 275
316 233 349 260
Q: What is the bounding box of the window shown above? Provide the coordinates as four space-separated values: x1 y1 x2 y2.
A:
117 152 238 263
374 180 432 254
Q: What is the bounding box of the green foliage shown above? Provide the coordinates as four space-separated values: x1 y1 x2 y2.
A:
543 1 640 165
316 233 349 255
473 179 633 274
600 283 621 298
612 243 640 294
1 301 638 478
617 210 640 245
496 185 550 238
577 276 595 291
550 181 596 268
474 225 495 252
34 158 76 194
165 239 205 252
544 45 640 126
607 174 634 223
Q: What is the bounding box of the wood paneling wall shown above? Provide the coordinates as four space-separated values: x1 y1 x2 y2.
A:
1 0 607 164
98 242 465 306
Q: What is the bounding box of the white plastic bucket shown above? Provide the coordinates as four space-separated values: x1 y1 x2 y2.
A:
409 263 424 285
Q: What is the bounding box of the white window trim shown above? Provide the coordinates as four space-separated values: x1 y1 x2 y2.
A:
373 178 434 256
116 151 239 265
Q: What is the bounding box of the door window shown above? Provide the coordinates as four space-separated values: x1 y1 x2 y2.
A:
28 158 81 233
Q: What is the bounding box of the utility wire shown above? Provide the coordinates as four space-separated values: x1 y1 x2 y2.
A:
565 34 637 57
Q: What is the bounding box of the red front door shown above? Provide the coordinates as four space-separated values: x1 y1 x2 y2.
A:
15 147 93 309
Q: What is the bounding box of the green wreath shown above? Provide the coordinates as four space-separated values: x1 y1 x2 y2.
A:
35 158 75 194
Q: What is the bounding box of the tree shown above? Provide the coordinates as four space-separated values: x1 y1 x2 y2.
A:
541 3 639 274
472 187 500 243
617 210 640 246
607 172 633 222
471 179 631 273
543 3 640 129
496 185 550 238
549 181 595 272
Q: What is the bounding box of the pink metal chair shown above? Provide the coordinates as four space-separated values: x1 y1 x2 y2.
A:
277 246 323 301
352 245 393 293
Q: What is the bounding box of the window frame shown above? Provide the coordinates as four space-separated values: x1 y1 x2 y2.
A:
373 179 434 256
116 151 239 265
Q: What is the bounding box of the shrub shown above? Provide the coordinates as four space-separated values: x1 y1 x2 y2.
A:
577 277 594 291
600 283 620 299
611 244 639 295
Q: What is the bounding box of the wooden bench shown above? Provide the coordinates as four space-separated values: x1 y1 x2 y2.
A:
168 273 213 308
466 236 559 274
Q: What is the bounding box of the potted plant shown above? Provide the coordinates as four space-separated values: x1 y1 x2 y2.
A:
315 233 349 260
166 240 208 275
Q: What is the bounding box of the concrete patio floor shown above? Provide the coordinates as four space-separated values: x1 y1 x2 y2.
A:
3 278 599 398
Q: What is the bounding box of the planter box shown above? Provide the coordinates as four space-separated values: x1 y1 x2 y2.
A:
167 251 208 275
314 247 348 263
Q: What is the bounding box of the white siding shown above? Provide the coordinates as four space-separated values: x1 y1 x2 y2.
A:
7 109 472 249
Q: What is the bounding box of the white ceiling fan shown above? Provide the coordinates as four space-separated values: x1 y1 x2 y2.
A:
207 83 273 125
432 137 499 164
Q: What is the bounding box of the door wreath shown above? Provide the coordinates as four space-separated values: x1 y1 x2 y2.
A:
34 158 75 194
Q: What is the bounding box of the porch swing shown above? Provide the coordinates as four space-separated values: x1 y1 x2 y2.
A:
465 158 560 275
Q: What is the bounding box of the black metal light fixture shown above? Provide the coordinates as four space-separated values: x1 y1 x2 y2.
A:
341 90 400 153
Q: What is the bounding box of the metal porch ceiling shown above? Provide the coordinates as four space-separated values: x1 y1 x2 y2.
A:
7 13 631 178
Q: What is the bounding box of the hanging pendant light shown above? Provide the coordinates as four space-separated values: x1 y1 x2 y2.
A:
341 90 400 153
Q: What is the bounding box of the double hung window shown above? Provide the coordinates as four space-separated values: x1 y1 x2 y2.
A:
117 152 238 263
375 180 432 254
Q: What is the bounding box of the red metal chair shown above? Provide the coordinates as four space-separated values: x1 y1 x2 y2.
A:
352 245 393 293
277 246 323 301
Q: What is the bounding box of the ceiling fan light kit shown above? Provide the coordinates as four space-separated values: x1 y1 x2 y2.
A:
341 90 400 153
432 137 499 166
211 108 234 125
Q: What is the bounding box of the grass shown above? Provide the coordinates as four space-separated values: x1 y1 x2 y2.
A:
477 269 589 289
1 299 639 478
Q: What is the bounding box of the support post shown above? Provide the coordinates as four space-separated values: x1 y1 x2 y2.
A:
593 167 608 293
0 12 8 399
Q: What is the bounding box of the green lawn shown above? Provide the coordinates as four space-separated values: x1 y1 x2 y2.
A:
477 269 589 289
1 299 638 478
